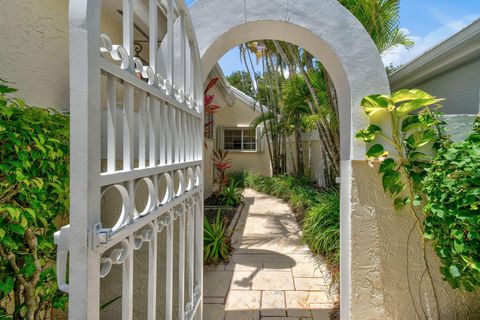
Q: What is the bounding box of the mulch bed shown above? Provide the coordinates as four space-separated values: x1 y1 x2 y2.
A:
204 195 240 226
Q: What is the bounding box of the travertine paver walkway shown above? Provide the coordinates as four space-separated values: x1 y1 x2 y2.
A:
204 188 335 320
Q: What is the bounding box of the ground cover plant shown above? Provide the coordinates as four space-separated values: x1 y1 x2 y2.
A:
0 83 69 319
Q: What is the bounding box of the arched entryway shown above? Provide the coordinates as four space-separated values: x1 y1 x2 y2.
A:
186 0 391 317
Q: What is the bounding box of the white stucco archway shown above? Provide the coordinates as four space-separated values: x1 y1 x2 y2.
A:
185 0 390 318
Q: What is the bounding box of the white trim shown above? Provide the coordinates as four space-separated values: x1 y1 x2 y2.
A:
222 126 258 152
390 19 480 90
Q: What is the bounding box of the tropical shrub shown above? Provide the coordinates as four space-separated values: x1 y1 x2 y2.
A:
212 148 232 193
218 180 243 207
423 118 480 291
227 170 247 189
0 83 69 319
203 210 231 265
301 189 340 268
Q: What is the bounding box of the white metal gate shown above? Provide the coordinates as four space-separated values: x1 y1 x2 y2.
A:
55 0 204 319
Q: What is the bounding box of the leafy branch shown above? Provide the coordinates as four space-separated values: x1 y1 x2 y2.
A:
356 89 444 320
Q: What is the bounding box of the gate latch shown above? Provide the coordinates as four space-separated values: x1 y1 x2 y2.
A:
54 225 70 293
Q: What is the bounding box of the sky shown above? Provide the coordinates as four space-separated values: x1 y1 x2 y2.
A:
186 0 480 76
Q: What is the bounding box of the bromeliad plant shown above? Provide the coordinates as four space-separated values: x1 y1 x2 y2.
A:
356 89 444 320
0 83 69 319
218 180 243 207
203 210 231 265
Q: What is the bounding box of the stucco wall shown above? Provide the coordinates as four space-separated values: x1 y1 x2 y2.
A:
204 139 214 198
0 0 69 110
210 85 272 178
394 58 480 115
351 161 480 320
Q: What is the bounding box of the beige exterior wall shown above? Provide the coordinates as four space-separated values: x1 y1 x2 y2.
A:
214 94 272 177
203 83 272 198
351 161 480 319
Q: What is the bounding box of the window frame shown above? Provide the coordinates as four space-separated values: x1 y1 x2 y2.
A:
223 127 258 152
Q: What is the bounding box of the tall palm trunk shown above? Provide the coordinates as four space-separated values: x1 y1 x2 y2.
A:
295 123 304 177
286 43 339 178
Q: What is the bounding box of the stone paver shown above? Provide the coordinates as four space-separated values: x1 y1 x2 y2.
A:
204 189 335 320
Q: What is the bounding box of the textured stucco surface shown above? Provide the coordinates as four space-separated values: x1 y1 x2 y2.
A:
351 161 480 320
0 0 70 110
392 58 480 115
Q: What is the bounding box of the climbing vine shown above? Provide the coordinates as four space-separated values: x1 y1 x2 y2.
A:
356 89 444 320
423 118 480 292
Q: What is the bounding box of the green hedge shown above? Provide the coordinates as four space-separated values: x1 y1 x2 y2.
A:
0 83 69 319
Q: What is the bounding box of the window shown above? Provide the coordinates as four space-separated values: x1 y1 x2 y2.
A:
224 128 257 151
204 112 214 139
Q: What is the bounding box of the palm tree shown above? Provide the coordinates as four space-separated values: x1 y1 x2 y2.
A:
339 0 414 53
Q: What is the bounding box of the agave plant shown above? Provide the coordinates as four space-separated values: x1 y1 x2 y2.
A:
219 180 243 206
204 210 231 265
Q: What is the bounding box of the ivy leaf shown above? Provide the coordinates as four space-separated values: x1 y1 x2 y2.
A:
361 95 394 116
396 98 444 115
379 158 396 173
0 85 17 94
394 197 409 210
382 170 404 195
391 89 433 103
8 224 25 235
401 115 423 132
366 144 387 158
0 276 14 295
0 228 5 239
355 124 382 142
449 265 461 278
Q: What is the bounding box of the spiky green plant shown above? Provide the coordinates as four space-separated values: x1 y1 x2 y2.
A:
218 180 243 207
203 210 231 265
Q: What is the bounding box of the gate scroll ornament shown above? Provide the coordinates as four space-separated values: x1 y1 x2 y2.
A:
54 0 205 319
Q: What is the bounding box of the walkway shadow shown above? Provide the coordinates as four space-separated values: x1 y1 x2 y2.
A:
204 190 335 319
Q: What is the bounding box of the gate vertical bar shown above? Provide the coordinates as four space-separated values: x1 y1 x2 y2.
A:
178 204 186 320
166 209 174 320
147 220 158 320
106 75 116 173
68 2 102 319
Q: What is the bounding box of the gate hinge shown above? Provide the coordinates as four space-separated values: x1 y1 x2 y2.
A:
93 223 112 247
54 225 70 293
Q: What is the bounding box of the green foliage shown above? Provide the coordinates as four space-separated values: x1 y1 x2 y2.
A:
355 89 444 209
338 0 414 53
301 189 340 269
423 119 480 291
227 170 247 189
204 210 231 265
218 180 243 207
226 71 255 97
0 83 69 318
244 172 340 284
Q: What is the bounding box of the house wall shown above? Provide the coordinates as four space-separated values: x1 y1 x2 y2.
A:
351 160 480 319
0 0 70 110
204 83 271 198
403 58 480 115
